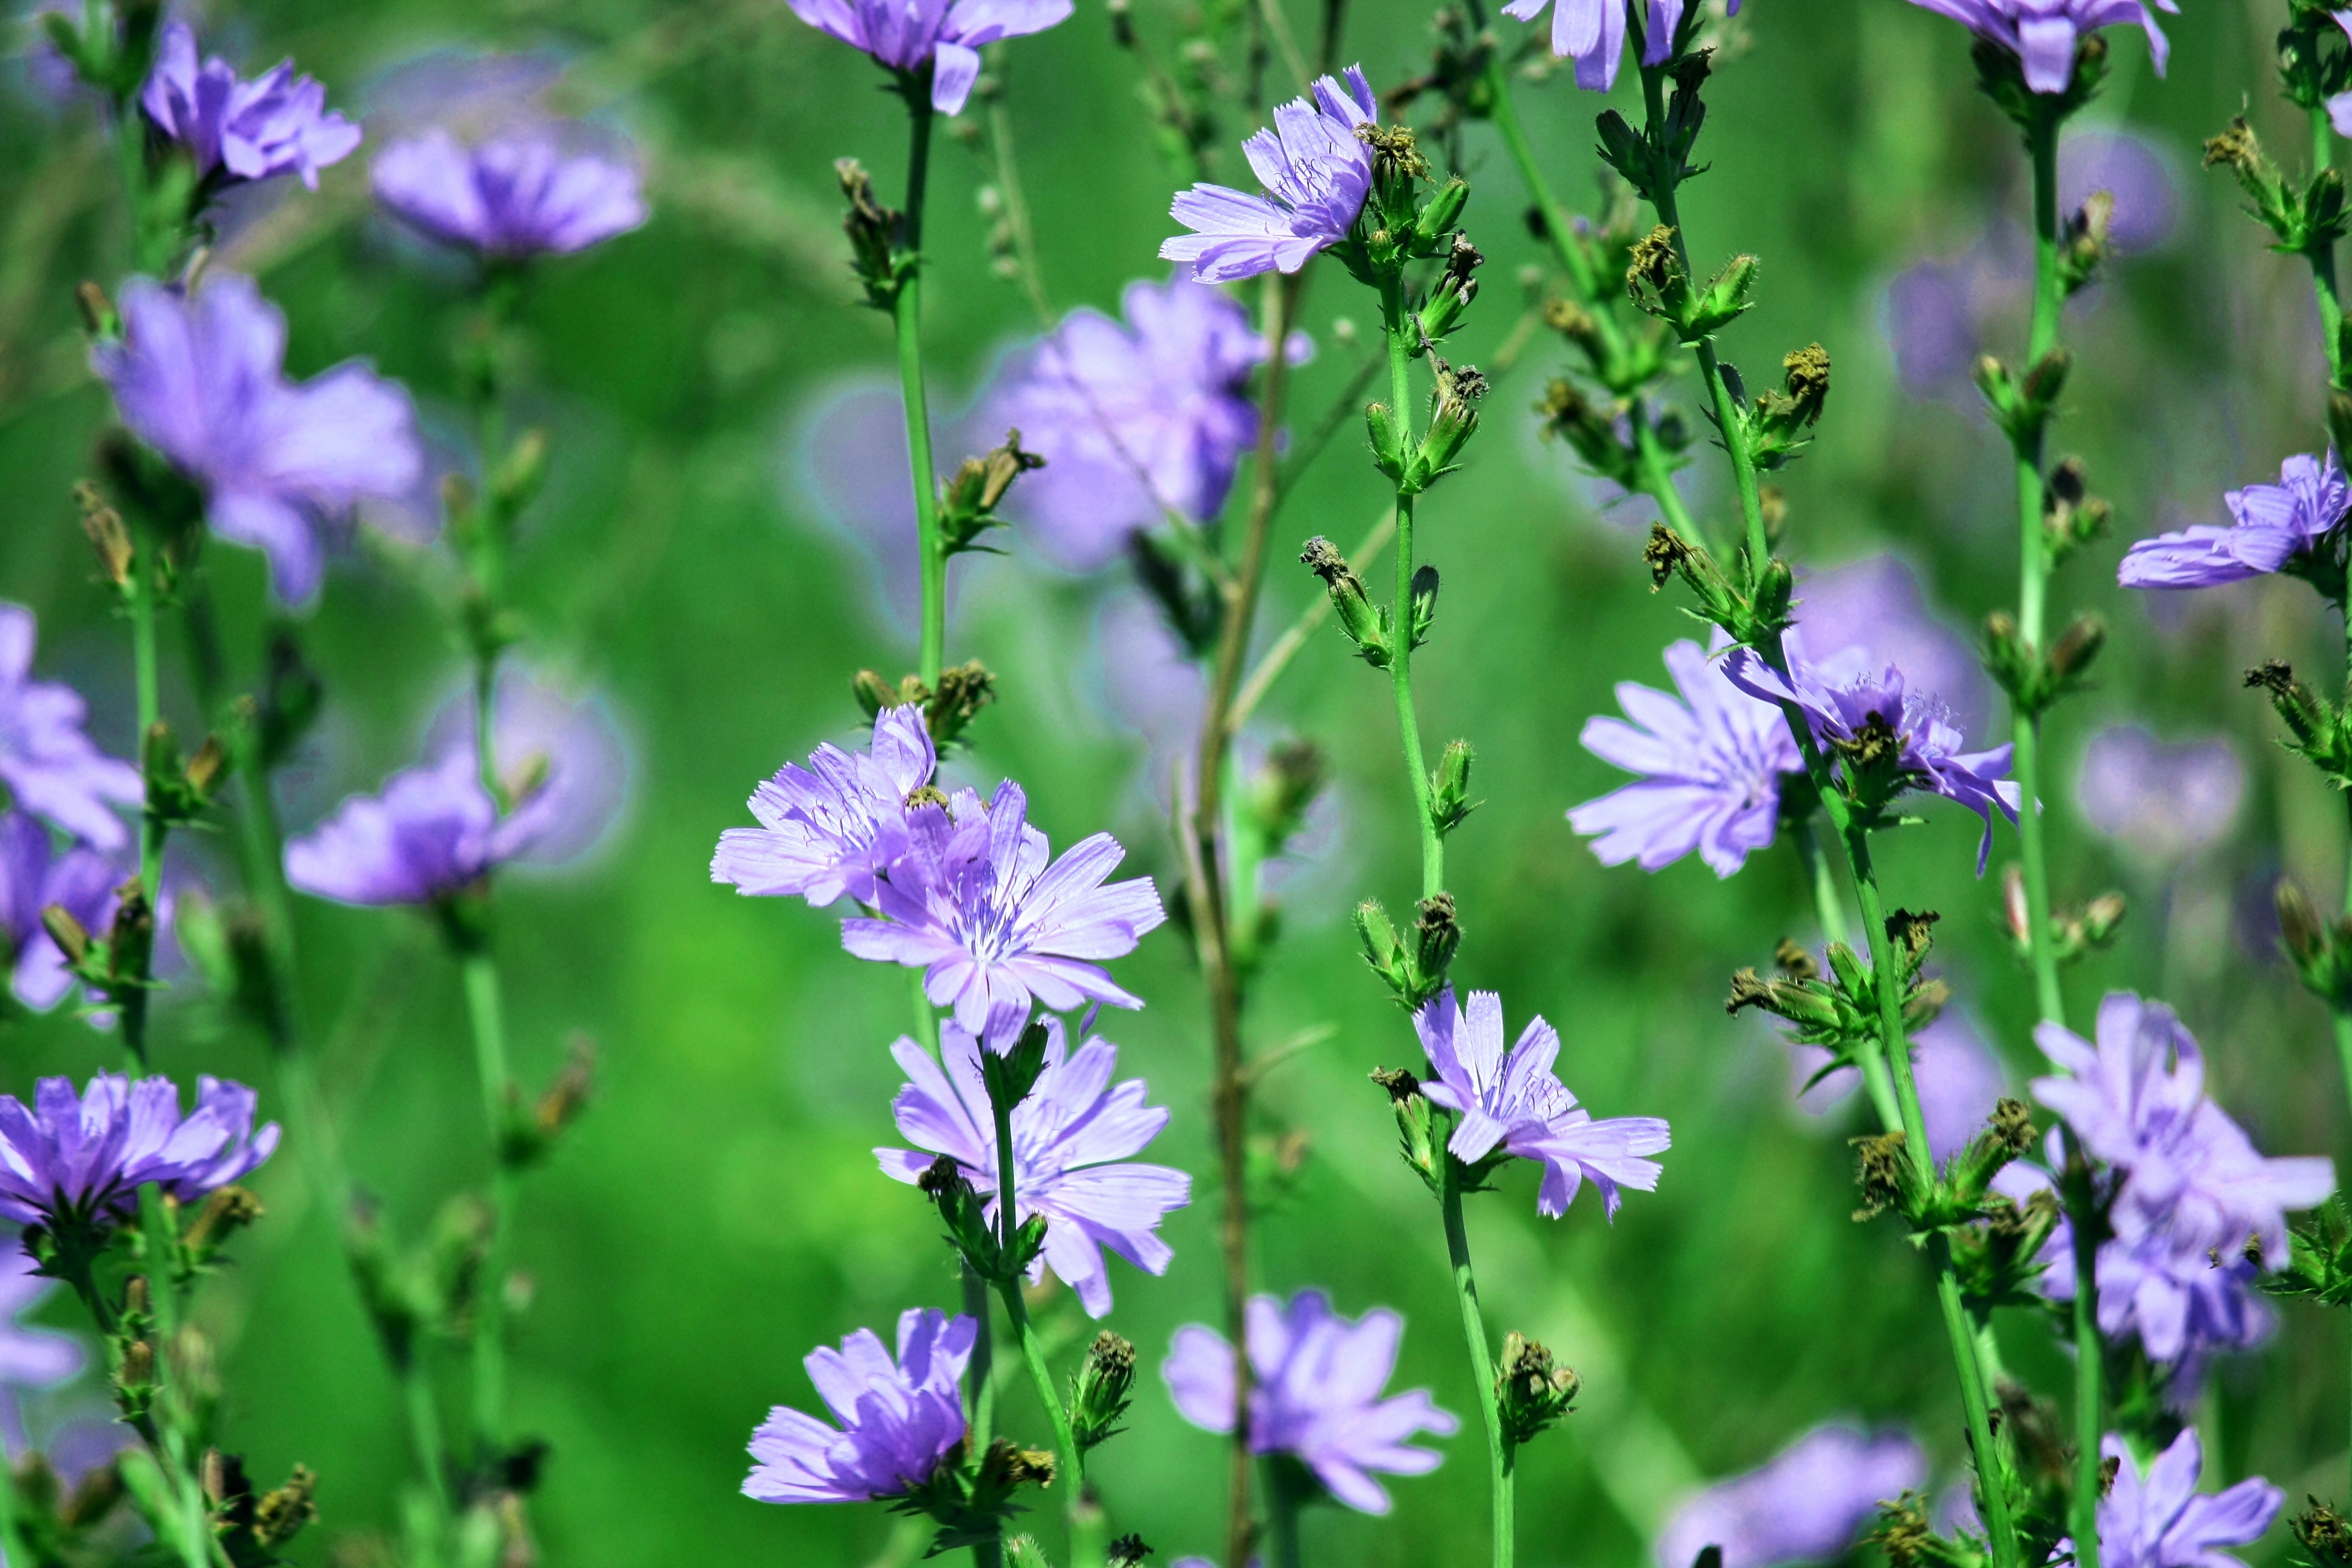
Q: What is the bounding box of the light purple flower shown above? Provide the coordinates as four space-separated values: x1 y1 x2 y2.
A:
1724 644 2021 873
139 21 362 192
372 125 646 259
0 1239 80 1415
1570 633 1800 878
742 1308 974 1504
426 667 631 868
842 780 1167 1034
875 1015 1189 1316
785 0 1073 115
0 607 140 853
1799 556 1991 742
2076 727 2244 861
989 276 1273 572
712 706 934 908
1654 1423 1927 1568
0 1073 279 1232
2093 1430 2279 1568
1413 988 1670 1218
1881 237 2028 401
1162 68 1376 284
2119 451 2348 590
91 274 426 606
0 813 122 1012
1903 0 2174 95
285 749 558 907
2078 1219 2275 1375
2060 128 2181 253
1500 0 1729 92
1163 1290 1457 1514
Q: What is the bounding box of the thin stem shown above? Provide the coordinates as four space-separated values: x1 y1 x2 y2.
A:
402 1357 454 1519
987 1095 1085 1556
121 529 164 1066
1440 1153 1510 1568
460 948 516 1458
895 92 945 688
1794 821 1898 1131
2315 105 2346 387
1378 275 1441 900
1265 1460 1305 1568
1229 509 1395 733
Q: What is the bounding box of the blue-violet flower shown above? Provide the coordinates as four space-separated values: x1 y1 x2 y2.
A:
2119 451 2348 591
742 1309 975 1503
0 812 124 1012
0 607 140 853
785 0 1074 115
139 21 362 192
2092 1429 2279 1568
372 125 647 259
285 749 558 907
1499 0 1728 92
1654 1423 1927 1568
0 1074 278 1233
1162 68 1376 284
1903 0 2174 96
713 706 934 908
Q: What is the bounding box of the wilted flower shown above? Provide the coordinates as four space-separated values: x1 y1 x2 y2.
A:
1162 68 1376 284
1903 0 2174 95
1654 1423 1927 1568
2119 451 2348 590
1570 632 1801 878
2091 1430 2279 1568
0 607 140 853
1413 988 1670 1218
875 1016 1190 1317
91 274 426 606
0 1074 278 1233
1499 0 1727 92
0 812 123 1011
372 125 646 258
712 706 934 908
785 0 1074 115
742 1309 975 1503
139 21 362 192
1163 1290 1458 1514
285 749 558 907
2075 727 2244 861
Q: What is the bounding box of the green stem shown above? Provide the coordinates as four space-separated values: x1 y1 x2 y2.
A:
894 92 945 689
2316 106 2346 386
988 1094 1085 1559
460 948 516 1459
1440 1153 1511 1568
402 1357 454 1519
121 530 164 1067
1377 275 1442 901
1265 1459 1306 1568
1794 820 1899 1130
0 1436 30 1568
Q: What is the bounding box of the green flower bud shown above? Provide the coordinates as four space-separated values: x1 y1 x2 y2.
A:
1070 1331 1137 1451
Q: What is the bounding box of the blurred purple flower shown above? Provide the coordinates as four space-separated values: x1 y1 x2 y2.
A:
2092 1430 2279 1568
1096 592 1206 763
1500 0 1726 91
139 21 362 192
876 1014 1190 1316
2081 1221 2275 1374
786 0 1073 115
91 274 426 606
1798 556 1991 741
0 1074 278 1233
2060 128 2181 252
842 780 1166 1033
1654 1423 1926 1568
2076 727 2244 861
742 1308 974 1503
1903 0 2173 94
1413 987 1670 1218
1163 1289 1457 1513
0 812 122 1011
285 749 558 906
356 50 565 140
1882 238 2027 400
1163 68 1376 284
0 607 140 852
1570 632 1800 878
0 1235 83 1456
988 276 1275 573
1795 1012 2007 1164
714 706 933 907
427 667 631 869
372 125 646 259
2119 451 2348 590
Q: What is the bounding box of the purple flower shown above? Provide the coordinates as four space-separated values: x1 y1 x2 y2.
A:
742 1308 974 1504
1724 644 2021 873
425 667 632 869
1499 0 1728 92
1413 988 1670 1218
0 813 122 1012
2082 1221 2275 1376
1799 556 1992 742
0 607 140 853
1162 68 1376 284
1881 238 2027 401
2093 1430 2279 1568
372 125 646 259
2119 451 2348 590
0 1074 278 1233
284 749 558 907
1163 1290 1457 1514
785 0 1073 115
1654 1423 1927 1568
2060 128 2181 253
139 21 362 192
875 1015 1189 1316
0 1235 83 1456
2076 727 2244 861
712 706 934 908
842 780 1166 1034
91 274 426 606
1902 0 2174 95
988 276 1273 572
1570 633 1800 878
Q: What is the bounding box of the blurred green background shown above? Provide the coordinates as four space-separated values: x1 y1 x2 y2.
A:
1 0 2347 1562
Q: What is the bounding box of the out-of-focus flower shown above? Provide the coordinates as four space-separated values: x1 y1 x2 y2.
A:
742 1309 974 1503
1794 1012 2007 1164
356 49 565 140
1163 1290 1457 1514
2119 451 2349 590
1570 632 1800 878
0 607 140 852
372 125 646 258
2059 128 2181 253
2091 1430 2279 1568
988 276 1273 573
426 668 631 869
1799 556 1991 741
0 812 122 1011
1163 69 1376 284
842 780 1166 1033
713 706 933 908
1413 988 1670 1218
2076 727 2244 861
139 21 361 192
785 0 1073 115
876 1016 1190 1316
1499 0 1728 91
285 749 558 907
1902 0 2174 95
2082 1221 2274 1372
0 1074 277 1233
1881 238 2028 401
1654 1423 1926 1568
91 274 426 606
0 1235 84 1456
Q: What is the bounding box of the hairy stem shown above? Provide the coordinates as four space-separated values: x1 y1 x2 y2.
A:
1377 275 1442 900
895 92 945 688
460 948 516 1458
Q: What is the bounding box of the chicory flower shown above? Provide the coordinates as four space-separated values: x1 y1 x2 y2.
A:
139 21 362 192
0 607 141 853
712 706 934 908
784 0 1074 115
1654 1423 1927 1568
2091 1429 2279 1568
0 1074 278 1233
742 1309 976 1503
372 125 647 258
0 812 123 1011
1162 68 1377 284
285 749 558 907
1902 0 2174 96
2119 451 2349 590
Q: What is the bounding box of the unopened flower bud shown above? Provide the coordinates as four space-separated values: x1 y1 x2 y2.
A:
1302 537 1387 662
2001 864 2032 948
76 280 119 339
1413 177 1469 244
1408 564 1440 647
1371 1066 1422 1103
2050 614 2104 679
1070 1331 1137 1451
1365 401 1407 478
42 903 90 966
1430 739 1477 835
253 1466 318 1548
73 483 133 589
184 1185 263 1252
2279 878 2328 964
1495 1331 1580 1447
2022 346 2071 409
1107 1534 1154 1568
2082 892 2126 944
1413 893 1460 990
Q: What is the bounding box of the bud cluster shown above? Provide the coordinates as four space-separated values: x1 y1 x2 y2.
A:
853 660 998 747
1999 867 2125 966
1495 1332 1580 1449
1644 523 1794 654
1300 537 1434 669
896 1438 1058 1556
2246 662 2352 786
2205 116 2348 260
938 430 1046 554
1983 609 2104 718
837 158 914 309
1355 893 1460 1008
1974 347 2071 446
1728 921 1950 1088
1594 52 1712 205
